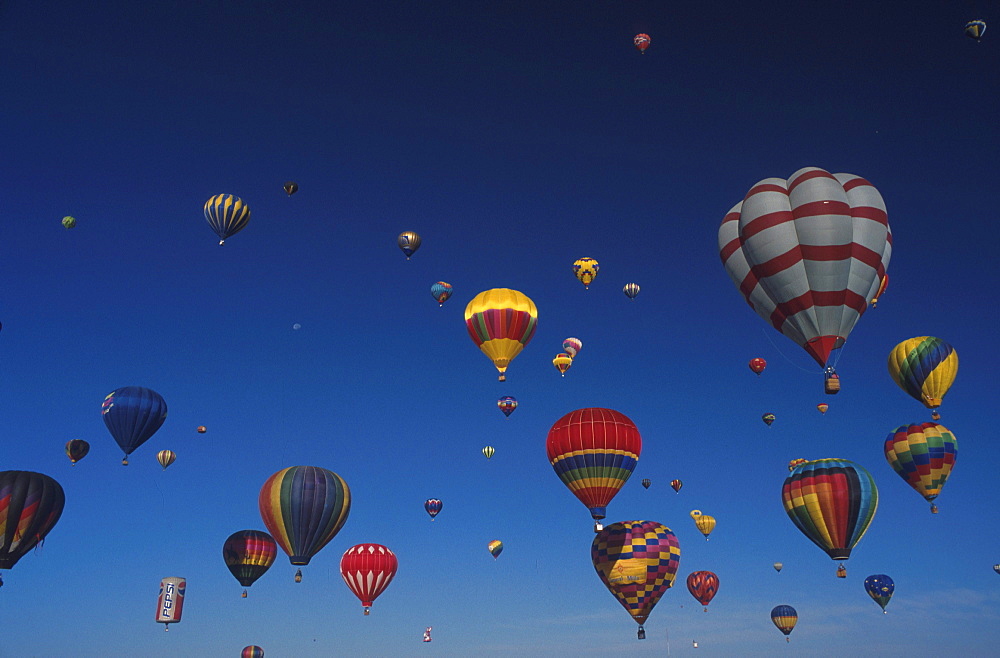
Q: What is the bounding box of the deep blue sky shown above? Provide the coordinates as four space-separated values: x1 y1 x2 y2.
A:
1 2 998 656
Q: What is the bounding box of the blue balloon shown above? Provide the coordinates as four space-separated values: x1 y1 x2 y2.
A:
101 386 167 464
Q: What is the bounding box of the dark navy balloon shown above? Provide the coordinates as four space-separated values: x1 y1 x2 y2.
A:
101 386 168 465
0 471 66 575
864 574 894 613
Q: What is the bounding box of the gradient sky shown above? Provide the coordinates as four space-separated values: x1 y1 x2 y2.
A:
1 1 998 656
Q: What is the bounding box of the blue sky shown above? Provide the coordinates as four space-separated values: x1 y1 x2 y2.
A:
1 1 998 656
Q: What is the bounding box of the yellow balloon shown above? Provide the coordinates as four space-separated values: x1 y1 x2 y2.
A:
465 289 538 382
887 337 958 416
573 258 599 289
690 510 716 540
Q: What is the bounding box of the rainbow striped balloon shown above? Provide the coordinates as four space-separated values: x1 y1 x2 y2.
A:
465 288 537 382
884 422 957 513
258 466 350 566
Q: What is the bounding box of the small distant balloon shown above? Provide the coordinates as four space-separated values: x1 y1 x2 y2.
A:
488 540 503 559
157 450 176 470
623 283 640 300
671 479 683 493
497 396 518 417
641 478 651 489
424 498 442 520
994 564 1000 575
762 413 776 427
196 426 207 434
690 510 716 540
771 605 797 642
61 216 76 229
293 323 302 330
773 562 783 572
870 274 888 307
155 577 186 631
817 404 829 414
749 358 767 375
242 647 265 658
423 627 432 642
482 446 495 460
562 337 582 358
397 231 421 260
573 258 599 289
65 439 90 465
283 182 298 196
965 19 986 41
864 574 894 613
634 33 650 53
553 353 573 376
430 282 453 307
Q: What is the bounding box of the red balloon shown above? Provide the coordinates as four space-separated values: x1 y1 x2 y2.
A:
340 544 398 615
634 33 650 53
749 358 767 375
686 571 720 610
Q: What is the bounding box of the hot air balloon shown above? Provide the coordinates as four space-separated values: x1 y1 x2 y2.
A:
430 282 453 307
864 574 894 613
633 33 650 53
102 386 168 465
671 479 682 493
641 479 651 489
592 520 680 640
258 466 351 578
465 288 538 382
242 646 264 658
340 544 398 615
552 353 573 376
223 530 277 597
817 404 829 414
871 274 888 307
562 337 582 358
771 605 797 642
749 358 767 375
782 458 878 572
773 562 783 572
884 422 957 513
546 408 642 531
423 627 432 642
482 446 495 460
283 181 298 196
965 19 986 41
762 413 776 427
61 216 76 229
497 396 518 417
689 511 716 540
156 450 176 470
887 337 958 420
623 283 640 300
204 194 251 245
686 571 719 611
424 498 442 520
155 577 185 631
719 168 892 389
65 439 90 465
0 471 65 586
573 258 599 289
994 564 999 575
397 231 421 260
488 540 503 559
196 426 207 433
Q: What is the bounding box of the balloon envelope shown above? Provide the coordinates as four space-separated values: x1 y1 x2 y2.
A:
562 337 582 358
242 647 264 658
546 408 642 522
887 337 958 414
102 386 168 463
572 258 599 289
488 540 503 558
782 458 878 561
482 446 495 459
864 574 894 612
0 471 65 572
397 231 421 259
61 216 76 229
591 520 680 630
719 168 891 369
258 466 351 565
623 283 640 299
497 396 518 417
156 450 176 470
465 288 538 381
552 353 573 376
633 33 650 53
749 358 767 375
641 479 651 489
690 510 716 539
424 498 442 519
686 571 719 609
670 479 682 493
430 282 453 306
884 422 957 512
204 194 251 245
771 605 797 636
965 19 986 40
223 530 277 590
283 181 298 196
340 544 398 614
65 439 90 465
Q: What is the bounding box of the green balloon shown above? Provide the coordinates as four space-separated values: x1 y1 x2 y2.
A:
62 216 76 229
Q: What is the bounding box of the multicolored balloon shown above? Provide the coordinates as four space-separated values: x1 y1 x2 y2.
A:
61 215 76 229
156 450 176 470
670 479 683 493
965 19 986 41
258 466 351 570
397 231 421 259
546 408 642 530
102 386 168 465
572 258 599 289
633 33 651 53
749 358 767 375
497 396 518 417
782 458 878 569
770 605 797 642
562 337 582 358
623 282 640 300
430 282 453 307
155 577 185 630
762 413 776 427
222 530 278 597
196 426 207 434
817 403 829 414
592 520 680 640
283 181 298 196
689 510 716 540
686 571 719 611
864 574 894 613
424 498 442 520
552 353 573 376
340 544 398 615
0 471 65 584
887 337 958 420
482 445 495 460
464 288 538 382
65 439 90 465
884 422 957 513
242 646 264 658
719 168 891 375
204 194 251 245
488 540 503 559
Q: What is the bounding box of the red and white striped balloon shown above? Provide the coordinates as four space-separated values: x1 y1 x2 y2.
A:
718 167 891 368
340 543 398 615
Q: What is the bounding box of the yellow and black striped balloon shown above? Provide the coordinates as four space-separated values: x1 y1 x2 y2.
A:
204 194 251 245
